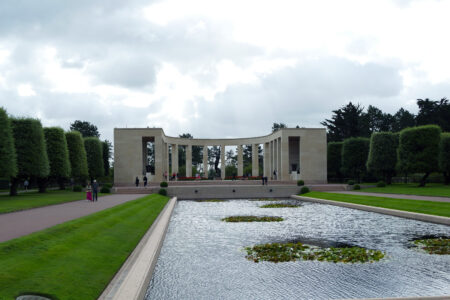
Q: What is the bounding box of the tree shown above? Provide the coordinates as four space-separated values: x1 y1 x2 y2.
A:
0 108 17 179
397 125 441 187
341 137 370 183
416 98 450 131
391 108 415 132
10 118 50 195
272 122 287 132
70 120 100 138
321 102 368 142
362 105 394 133
366 132 399 184
208 146 221 174
66 131 89 184
225 165 237 177
327 142 343 181
84 137 104 180
102 140 112 176
439 133 450 185
44 127 71 189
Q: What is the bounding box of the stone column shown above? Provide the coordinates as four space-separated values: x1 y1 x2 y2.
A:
203 145 208 178
172 144 178 176
186 144 192 177
277 137 281 180
220 144 226 179
166 143 170 180
273 139 278 180
237 145 243 177
252 143 258 177
264 142 270 177
154 135 163 182
280 134 289 181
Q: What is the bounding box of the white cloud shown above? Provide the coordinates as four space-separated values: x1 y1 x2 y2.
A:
17 83 36 97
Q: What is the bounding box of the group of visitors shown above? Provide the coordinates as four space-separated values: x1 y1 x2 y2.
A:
135 175 148 187
86 179 99 202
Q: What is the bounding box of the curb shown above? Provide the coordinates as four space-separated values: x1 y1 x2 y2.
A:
291 195 450 226
99 197 177 300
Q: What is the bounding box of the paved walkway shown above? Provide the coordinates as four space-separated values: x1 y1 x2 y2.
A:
0 194 143 243
331 191 450 203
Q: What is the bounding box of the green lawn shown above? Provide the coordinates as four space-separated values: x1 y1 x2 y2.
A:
0 190 109 214
303 191 450 217
0 194 169 300
361 183 450 197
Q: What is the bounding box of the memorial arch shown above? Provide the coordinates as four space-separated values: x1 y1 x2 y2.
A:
114 128 327 185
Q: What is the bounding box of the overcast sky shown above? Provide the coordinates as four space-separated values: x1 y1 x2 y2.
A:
1 0 449 142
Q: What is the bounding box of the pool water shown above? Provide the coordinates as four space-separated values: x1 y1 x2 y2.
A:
146 199 450 299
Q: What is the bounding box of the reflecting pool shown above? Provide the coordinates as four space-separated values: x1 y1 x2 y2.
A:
146 199 450 299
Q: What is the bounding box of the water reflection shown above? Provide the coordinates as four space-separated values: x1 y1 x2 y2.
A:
146 199 450 300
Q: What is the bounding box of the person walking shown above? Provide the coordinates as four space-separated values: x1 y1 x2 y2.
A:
135 176 139 187
92 180 99 202
86 184 92 202
143 175 148 188
23 179 29 191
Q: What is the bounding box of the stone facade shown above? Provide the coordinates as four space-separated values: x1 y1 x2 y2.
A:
114 128 327 185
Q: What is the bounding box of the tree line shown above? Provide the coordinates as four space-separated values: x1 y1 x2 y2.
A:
0 108 111 196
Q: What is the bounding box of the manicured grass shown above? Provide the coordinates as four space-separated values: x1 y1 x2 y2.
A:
361 183 450 197
0 194 168 300
0 190 109 214
303 191 450 217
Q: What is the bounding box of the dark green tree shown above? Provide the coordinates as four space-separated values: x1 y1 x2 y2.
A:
391 108 415 132
416 98 450 131
341 137 370 183
272 122 287 132
70 120 100 138
102 140 112 176
10 118 50 195
439 133 450 185
362 105 394 133
0 108 17 180
66 131 89 184
44 127 71 190
366 132 399 184
327 142 343 181
397 125 441 187
84 137 104 180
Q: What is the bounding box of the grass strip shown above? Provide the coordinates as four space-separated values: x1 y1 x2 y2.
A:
222 216 283 222
361 183 450 197
303 191 450 217
0 194 168 300
260 203 300 208
0 190 110 214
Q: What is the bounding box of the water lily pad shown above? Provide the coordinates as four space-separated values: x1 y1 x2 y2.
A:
222 216 283 222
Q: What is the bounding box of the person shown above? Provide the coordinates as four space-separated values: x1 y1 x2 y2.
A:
264 176 268 185
143 175 148 187
273 170 277 180
24 179 29 191
135 176 139 187
92 179 99 202
261 176 265 185
86 184 92 202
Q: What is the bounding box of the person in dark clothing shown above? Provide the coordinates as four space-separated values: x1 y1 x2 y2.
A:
143 175 148 187
135 176 139 187
264 176 268 185
261 176 265 185
92 180 99 202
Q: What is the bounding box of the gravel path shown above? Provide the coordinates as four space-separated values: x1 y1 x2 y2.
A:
330 191 450 203
0 194 144 242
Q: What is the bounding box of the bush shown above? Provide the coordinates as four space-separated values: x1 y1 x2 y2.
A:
353 184 361 190
102 183 112 189
160 181 168 187
158 188 167 196
377 181 386 187
297 180 304 186
347 180 355 185
100 186 110 193
300 186 310 194
341 137 370 183
73 185 82 192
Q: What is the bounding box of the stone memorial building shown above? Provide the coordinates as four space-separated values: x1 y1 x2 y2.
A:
114 128 327 185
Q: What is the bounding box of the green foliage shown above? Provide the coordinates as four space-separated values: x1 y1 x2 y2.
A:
244 242 385 263
73 185 82 192
0 107 17 178
102 140 112 176
11 118 50 182
300 186 310 194
260 203 300 208
297 180 304 186
272 122 287 132
44 127 71 179
225 165 237 177
84 137 104 179
327 142 343 178
100 186 110 193
347 180 355 185
377 181 386 187
416 98 450 131
65 131 89 182
221 216 283 222
397 125 441 186
353 184 361 190
439 133 450 184
413 238 450 255
367 132 399 184
70 120 100 138
160 181 168 187
158 188 167 196
341 137 370 182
